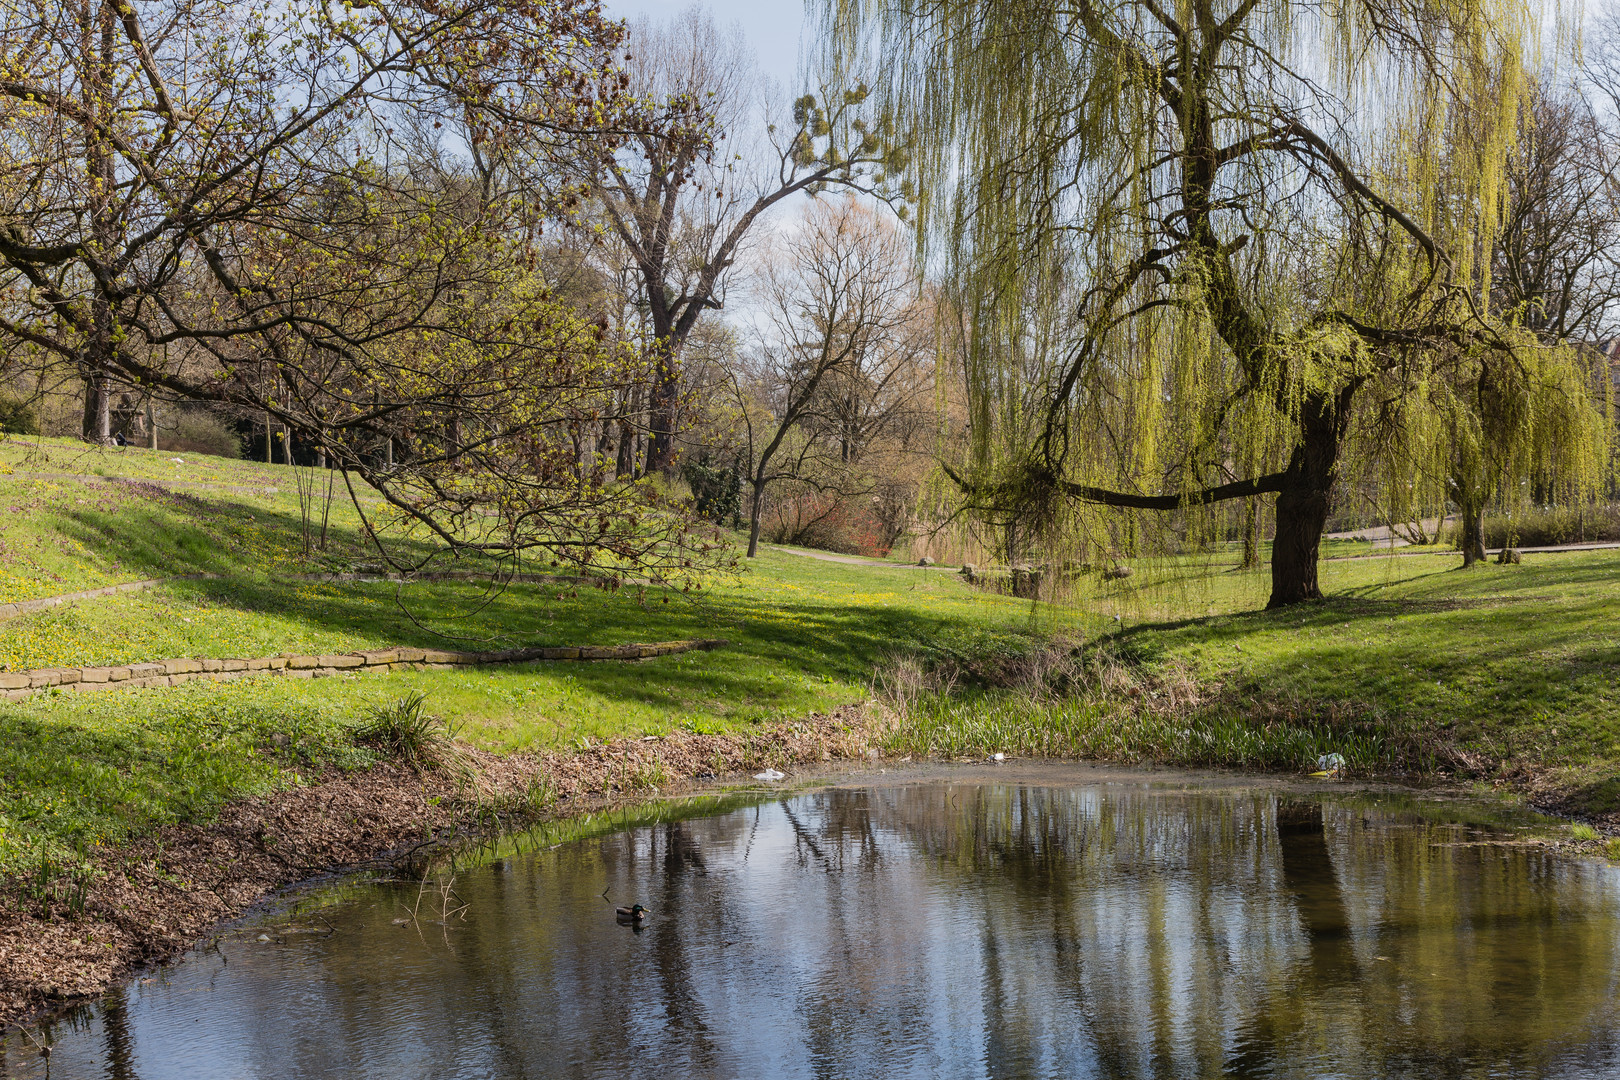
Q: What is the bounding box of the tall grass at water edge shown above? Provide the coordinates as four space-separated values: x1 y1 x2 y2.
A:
875 690 1395 771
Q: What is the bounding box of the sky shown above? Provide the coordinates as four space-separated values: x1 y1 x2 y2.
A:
598 0 827 336
601 0 810 87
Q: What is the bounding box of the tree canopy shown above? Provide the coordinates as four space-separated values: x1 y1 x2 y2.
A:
823 0 1612 605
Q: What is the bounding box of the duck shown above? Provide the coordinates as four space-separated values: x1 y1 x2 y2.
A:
616 904 650 924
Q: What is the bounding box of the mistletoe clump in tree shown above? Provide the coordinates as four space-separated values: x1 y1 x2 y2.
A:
824 0 1611 606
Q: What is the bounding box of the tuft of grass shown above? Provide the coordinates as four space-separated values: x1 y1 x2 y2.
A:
1571 822 1600 842
353 692 458 771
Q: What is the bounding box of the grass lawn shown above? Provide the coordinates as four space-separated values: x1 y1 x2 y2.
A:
0 436 1616 877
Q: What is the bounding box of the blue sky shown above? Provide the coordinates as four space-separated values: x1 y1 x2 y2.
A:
602 0 809 84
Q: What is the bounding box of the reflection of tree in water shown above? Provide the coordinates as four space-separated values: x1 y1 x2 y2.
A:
47 785 1620 1079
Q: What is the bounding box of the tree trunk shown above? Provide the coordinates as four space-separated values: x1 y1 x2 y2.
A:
1267 386 1355 608
1269 487 1328 606
746 481 766 558
646 339 679 473
1240 496 1260 569
146 397 157 450
1458 498 1487 567
82 374 111 443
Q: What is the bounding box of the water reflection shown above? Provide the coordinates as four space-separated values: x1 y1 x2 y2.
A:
9 781 1620 1079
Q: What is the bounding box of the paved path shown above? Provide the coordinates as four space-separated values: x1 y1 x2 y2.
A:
770 540 1620 571
767 545 952 568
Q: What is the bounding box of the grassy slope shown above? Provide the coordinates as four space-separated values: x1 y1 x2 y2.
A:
0 439 1081 871
0 436 1616 875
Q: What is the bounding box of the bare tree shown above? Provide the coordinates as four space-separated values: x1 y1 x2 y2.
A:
733 197 919 557
566 7 909 474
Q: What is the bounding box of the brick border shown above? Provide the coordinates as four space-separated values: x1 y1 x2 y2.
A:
0 639 727 701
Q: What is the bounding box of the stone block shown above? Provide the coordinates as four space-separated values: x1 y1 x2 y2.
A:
395 647 426 663
200 658 223 672
77 667 110 684
0 673 31 690
29 669 65 688
221 659 248 672
357 649 400 666
537 647 580 660
162 659 203 675
107 667 131 682
283 669 314 679
127 663 165 679
285 656 320 670
318 655 365 669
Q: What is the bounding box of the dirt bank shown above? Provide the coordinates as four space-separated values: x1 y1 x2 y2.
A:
0 706 883 1028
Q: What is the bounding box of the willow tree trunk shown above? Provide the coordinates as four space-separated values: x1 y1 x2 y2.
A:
1267 386 1356 608
1240 496 1260 569
1458 502 1487 566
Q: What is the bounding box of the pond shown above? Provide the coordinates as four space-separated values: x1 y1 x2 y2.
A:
9 765 1620 1079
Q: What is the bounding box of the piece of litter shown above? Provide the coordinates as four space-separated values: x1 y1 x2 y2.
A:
641 735 660 741
991 752 1006 762
1317 753 1346 773
256 934 270 942
170 458 185 464
753 768 785 782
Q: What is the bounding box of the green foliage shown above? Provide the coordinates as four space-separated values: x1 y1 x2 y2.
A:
825 0 1609 597
1479 504 1620 548
681 457 743 527
0 395 40 436
164 409 242 458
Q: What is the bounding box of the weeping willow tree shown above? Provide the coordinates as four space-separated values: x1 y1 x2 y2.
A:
822 0 1612 606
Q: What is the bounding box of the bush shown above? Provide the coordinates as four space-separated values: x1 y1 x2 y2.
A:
0 394 41 436
1480 504 1620 548
161 408 242 458
682 457 743 527
765 491 892 557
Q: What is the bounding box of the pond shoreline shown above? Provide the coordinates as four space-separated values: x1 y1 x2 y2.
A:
0 705 882 1031
1 702 1610 1035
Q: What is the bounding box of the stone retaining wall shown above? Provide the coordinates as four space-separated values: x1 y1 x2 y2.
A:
0 639 727 702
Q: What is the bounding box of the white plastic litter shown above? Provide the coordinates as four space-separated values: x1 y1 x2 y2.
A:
753 768 786 782
991 752 1006 762
1315 753 1346 774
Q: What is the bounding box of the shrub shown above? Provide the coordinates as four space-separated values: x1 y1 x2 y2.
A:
682 457 743 527
1479 504 1620 548
0 394 41 436
161 408 242 458
765 491 891 557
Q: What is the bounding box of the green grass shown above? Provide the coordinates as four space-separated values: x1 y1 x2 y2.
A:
0 436 1617 879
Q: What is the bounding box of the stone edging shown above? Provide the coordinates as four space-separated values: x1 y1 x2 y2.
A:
0 639 727 701
0 571 607 622
0 576 213 620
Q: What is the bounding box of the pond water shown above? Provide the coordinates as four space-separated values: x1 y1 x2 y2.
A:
9 767 1620 1079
